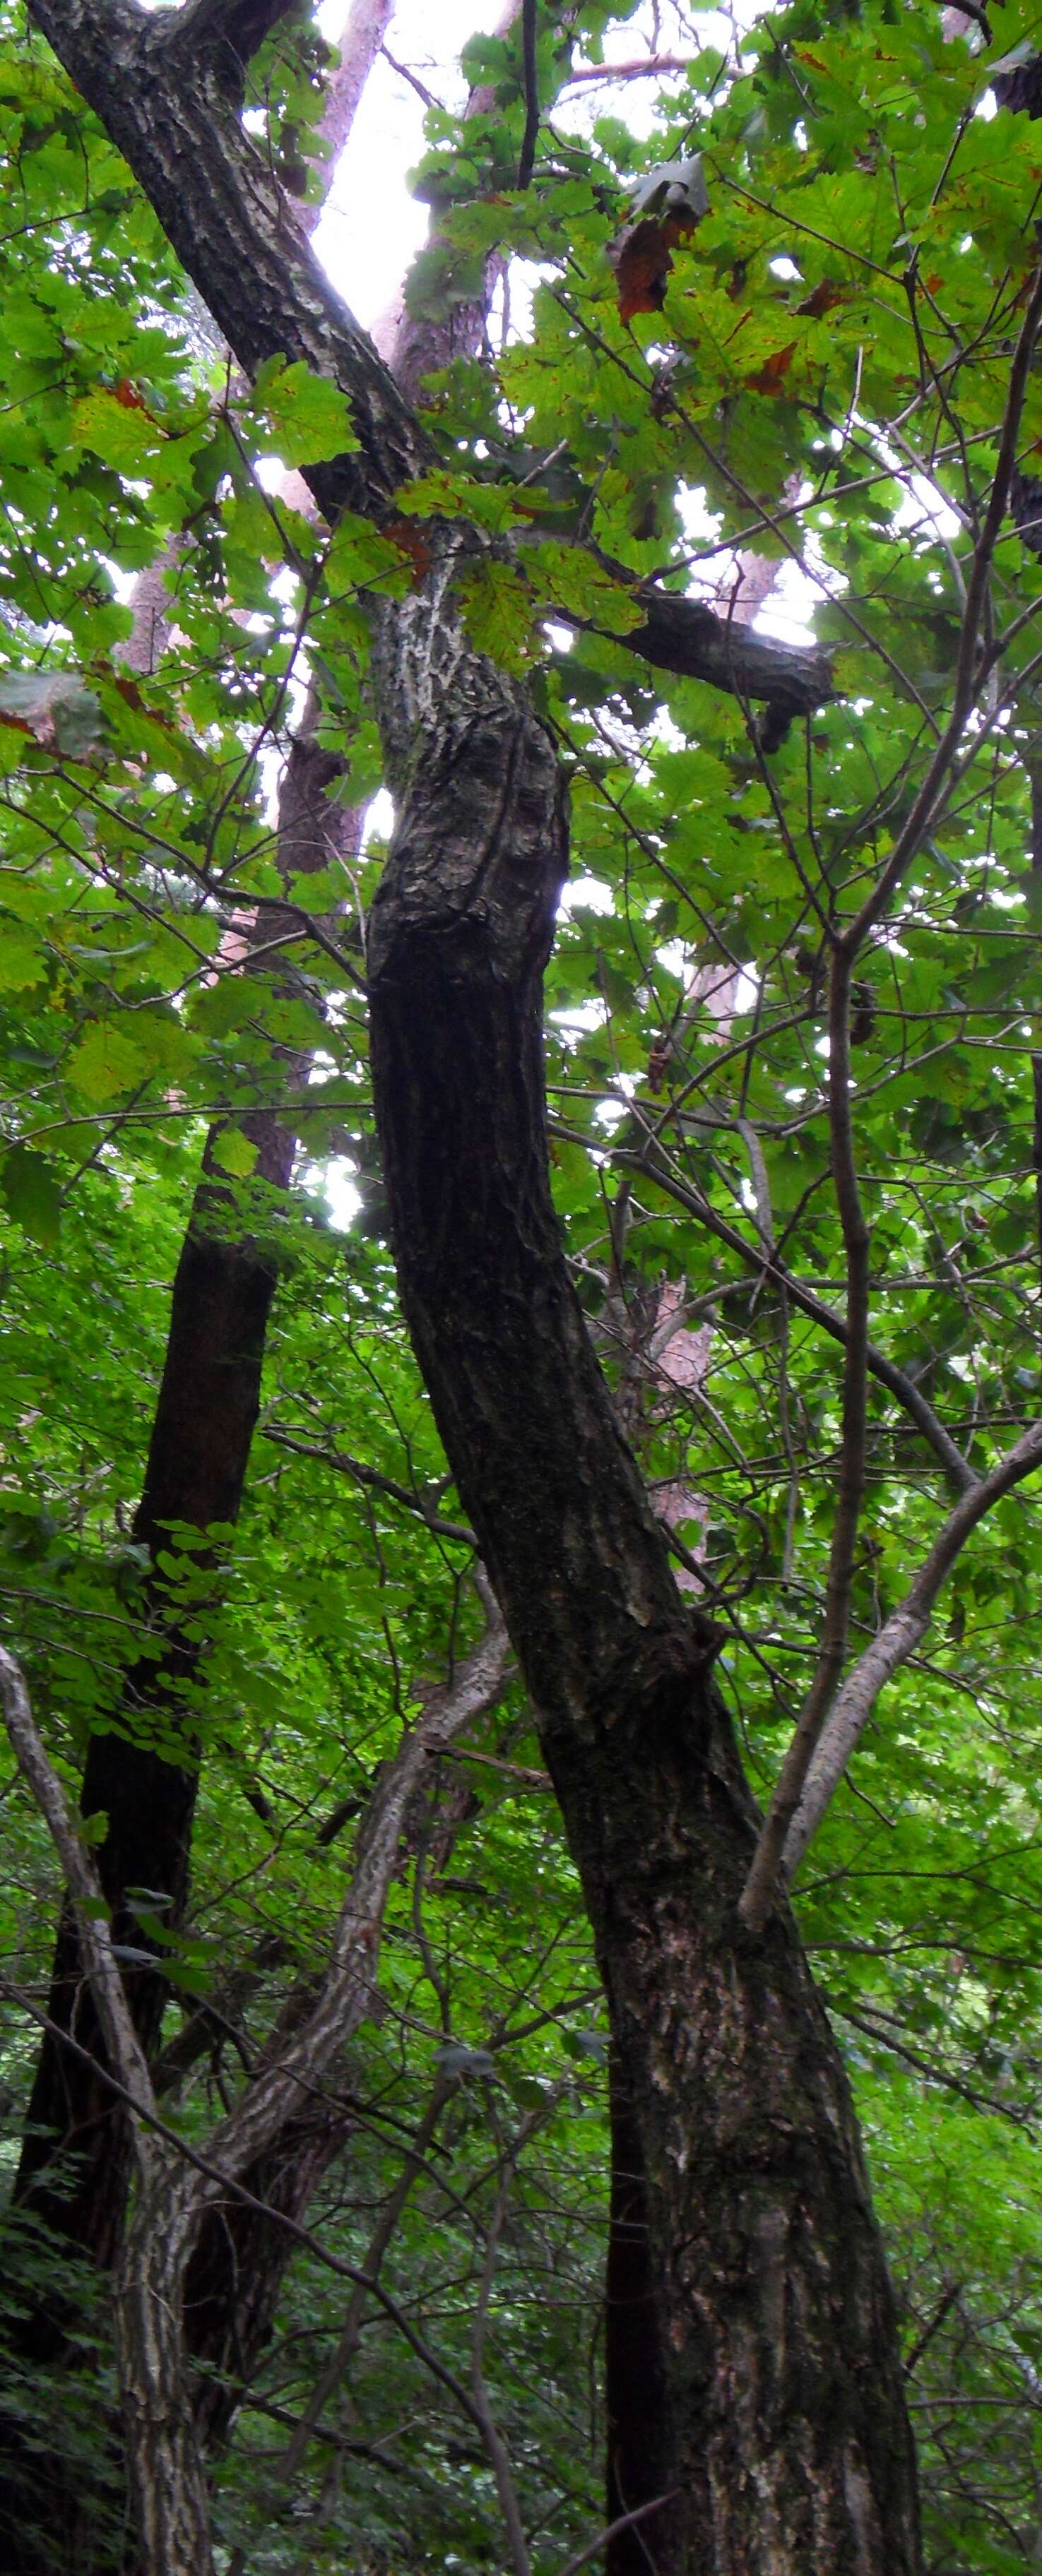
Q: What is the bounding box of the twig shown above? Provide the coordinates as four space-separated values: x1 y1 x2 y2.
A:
934 0 991 43
564 53 694 86
381 43 437 112
903 2279 964 2380
261 1424 475 1544
593 1140 977 1496
552 2489 682 2576
845 255 1042 959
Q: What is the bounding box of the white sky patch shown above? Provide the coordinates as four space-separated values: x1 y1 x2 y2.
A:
560 875 615 916
362 787 395 847
550 998 608 1035
314 0 510 331
302 1154 362 1230
754 556 820 646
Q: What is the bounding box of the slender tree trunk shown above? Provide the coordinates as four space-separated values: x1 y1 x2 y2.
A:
0 735 350 2576
13 734 345 2255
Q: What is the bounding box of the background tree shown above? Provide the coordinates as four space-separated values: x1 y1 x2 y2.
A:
1 1 1042 2571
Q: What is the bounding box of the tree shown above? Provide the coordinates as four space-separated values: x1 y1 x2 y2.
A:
1 1 1042 2570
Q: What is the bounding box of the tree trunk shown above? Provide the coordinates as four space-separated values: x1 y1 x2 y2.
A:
0 734 347 2576
13 734 343 2260
365 578 921 2572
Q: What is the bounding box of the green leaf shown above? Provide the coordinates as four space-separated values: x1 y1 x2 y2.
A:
0 922 47 991
0 669 107 761
71 388 162 475
209 1128 259 1179
454 557 535 672
67 1020 149 1103
0 1145 61 1245
249 360 360 467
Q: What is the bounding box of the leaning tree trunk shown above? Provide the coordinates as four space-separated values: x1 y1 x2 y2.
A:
365 571 920 2575
23 8 921 2568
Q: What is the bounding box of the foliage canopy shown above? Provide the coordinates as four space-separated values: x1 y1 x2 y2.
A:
4 0 1042 2567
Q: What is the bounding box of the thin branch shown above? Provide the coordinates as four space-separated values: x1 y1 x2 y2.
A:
564 53 695 86
261 1424 476 1544
781 1417 1042 1880
0 1979 519 2467
844 256 1042 960
552 2490 682 2576
381 44 437 112
0 1644 157 2135
596 1140 977 1495
517 0 540 188
739 943 871 1931
936 1 992 47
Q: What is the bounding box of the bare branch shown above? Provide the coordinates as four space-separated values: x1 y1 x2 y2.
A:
552 2489 682 2576
739 943 872 1932
781 1417 1042 1880
564 54 695 87
599 1141 977 1496
516 0 539 189
261 1422 476 1544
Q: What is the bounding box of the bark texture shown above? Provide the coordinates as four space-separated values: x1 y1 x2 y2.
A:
365 576 920 2572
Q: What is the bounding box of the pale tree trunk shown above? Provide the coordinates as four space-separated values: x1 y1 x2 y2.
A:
1 1614 509 2576
23 6 920 2569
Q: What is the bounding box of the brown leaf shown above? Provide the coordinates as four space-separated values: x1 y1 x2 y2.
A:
608 213 694 325
745 341 797 395
795 280 845 318
386 516 434 586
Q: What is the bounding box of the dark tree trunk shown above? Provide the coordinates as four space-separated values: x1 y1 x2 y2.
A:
14 734 343 2261
184 2084 355 2452
0 736 345 2576
605 2059 675 2574
362 591 920 2571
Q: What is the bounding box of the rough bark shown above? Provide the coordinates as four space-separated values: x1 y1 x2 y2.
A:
605 2058 675 2574
183 2040 355 2452
23 9 920 2568
365 576 920 2572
